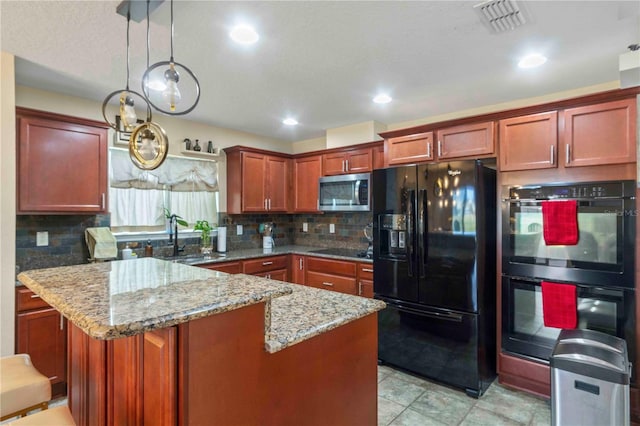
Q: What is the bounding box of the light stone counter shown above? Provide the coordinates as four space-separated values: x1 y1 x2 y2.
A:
17 257 385 353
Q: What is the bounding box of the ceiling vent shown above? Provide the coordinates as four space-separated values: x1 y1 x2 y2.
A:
474 0 526 33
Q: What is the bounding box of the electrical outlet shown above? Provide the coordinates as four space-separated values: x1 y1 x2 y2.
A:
303 223 308 232
36 231 49 247
329 224 335 234
237 224 243 235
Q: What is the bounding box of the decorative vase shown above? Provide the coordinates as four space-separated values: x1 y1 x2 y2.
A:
193 139 201 151
207 141 214 153
200 232 212 256
184 138 191 150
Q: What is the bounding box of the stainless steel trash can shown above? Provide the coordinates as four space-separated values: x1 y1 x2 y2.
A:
550 329 630 426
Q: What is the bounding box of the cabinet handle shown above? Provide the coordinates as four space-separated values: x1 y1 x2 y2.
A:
358 281 363 296
437 140 442 157
549 145 555 165
345 159 349 171
268 198 271 210
266 274 271 279
59 314 64 331
30 294 41 299
264 199 268 210
101 193 105 210
361 268 373 273
427 142 431 158
299 258 304 270
321 282 334 287
565 144 570 164
262 261 274 266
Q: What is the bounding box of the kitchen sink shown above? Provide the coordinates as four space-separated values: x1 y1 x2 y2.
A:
159 254 222 265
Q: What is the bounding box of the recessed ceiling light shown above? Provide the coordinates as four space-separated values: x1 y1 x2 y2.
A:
230 25 259 45
282 118 298 126
518 53 547 69
373 94 392 104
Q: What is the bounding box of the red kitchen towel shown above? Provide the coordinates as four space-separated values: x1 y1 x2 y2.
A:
541 281 577 329
541 200 578 245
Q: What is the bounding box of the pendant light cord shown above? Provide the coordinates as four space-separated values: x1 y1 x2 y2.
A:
125 9 131 91
170 0 174 62
145 0 152 120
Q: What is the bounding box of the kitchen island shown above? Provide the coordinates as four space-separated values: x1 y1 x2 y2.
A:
18 258 385 425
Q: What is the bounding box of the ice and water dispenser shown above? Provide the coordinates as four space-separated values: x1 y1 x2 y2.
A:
378 214 407 258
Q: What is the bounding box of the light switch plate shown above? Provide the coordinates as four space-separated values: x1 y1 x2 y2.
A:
303 223 308 232
36 231 49 247
329 224 335 234
237 224 243 235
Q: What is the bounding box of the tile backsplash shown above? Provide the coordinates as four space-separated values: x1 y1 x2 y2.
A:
16 214 110 273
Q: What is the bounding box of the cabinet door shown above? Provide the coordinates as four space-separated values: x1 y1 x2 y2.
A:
289 255 306 284
387 132 434 165
255 269 288 282
293 156 322 212
17 113 108 213
499 112 557 172
243 256 288 274
16 308 67 395
322 152 347 176
357 263 374 298
436 122 495 160
241 152 268 212
345 148 372 173
373 144 385 169
563 99 637 168
358 279 374 298
266 155 289 212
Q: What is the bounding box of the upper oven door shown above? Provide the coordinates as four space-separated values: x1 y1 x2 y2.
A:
502 186 635 288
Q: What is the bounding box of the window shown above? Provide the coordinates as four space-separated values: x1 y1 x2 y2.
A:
109 148 218 234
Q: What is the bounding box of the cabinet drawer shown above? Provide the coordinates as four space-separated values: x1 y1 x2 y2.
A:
357 263 374 280
254 269 288 282
306 257 356 277
16 286 49 312
200 261 242 274
306 271 357 295
243 256 288 274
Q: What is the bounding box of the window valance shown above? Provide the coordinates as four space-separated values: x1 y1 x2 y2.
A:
109 148 218 192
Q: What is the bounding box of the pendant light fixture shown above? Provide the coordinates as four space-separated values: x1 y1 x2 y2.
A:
128 0 169 171
101 7 151 132
142 0 200 115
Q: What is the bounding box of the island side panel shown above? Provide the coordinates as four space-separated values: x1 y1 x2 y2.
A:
180 302 378 426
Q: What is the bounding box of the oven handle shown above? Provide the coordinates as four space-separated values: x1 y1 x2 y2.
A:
503 196 635 202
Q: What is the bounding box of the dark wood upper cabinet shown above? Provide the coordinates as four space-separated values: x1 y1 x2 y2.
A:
386 132 434 166
225 147 290 214
436 121 495 160
322 148 373 176
17 108 108 214
292 155 322 212
372 143 385 169
562 98 637 168
499 111 558 172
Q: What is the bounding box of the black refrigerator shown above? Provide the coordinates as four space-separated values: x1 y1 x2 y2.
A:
373 160 497 397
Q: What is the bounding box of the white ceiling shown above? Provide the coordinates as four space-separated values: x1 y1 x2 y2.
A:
1 1 639 142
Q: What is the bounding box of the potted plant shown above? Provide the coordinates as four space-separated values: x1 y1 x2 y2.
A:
194 220 213 255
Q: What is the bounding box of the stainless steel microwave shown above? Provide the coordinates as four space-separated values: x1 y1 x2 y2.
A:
318 173 371 212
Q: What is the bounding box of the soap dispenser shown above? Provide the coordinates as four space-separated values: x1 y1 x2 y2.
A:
145 240 153 257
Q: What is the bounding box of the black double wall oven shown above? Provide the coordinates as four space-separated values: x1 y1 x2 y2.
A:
501 180 636 381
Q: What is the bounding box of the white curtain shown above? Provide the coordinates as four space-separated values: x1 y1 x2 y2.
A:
109 148 218 228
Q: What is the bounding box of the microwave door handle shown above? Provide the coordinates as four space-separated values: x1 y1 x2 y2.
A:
354 180 360 204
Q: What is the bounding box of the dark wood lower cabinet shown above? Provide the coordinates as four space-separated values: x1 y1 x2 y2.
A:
16 289 67 397
67 304 378 425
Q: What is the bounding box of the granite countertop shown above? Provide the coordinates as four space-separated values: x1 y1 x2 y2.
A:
17 257 385 352
265 284 385 353
17 258 292 340
173 244 373 266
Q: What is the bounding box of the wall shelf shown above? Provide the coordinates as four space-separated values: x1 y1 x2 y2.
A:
180 150 220 160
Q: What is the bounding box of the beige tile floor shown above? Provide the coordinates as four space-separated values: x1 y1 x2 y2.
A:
377 365 551 426
5 367 550 425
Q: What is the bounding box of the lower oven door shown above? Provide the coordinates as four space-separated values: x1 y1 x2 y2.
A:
501 276 636 382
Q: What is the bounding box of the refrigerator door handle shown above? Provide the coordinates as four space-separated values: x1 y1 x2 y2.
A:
406 189 415 277
418 189 428 278
393 303 464 323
